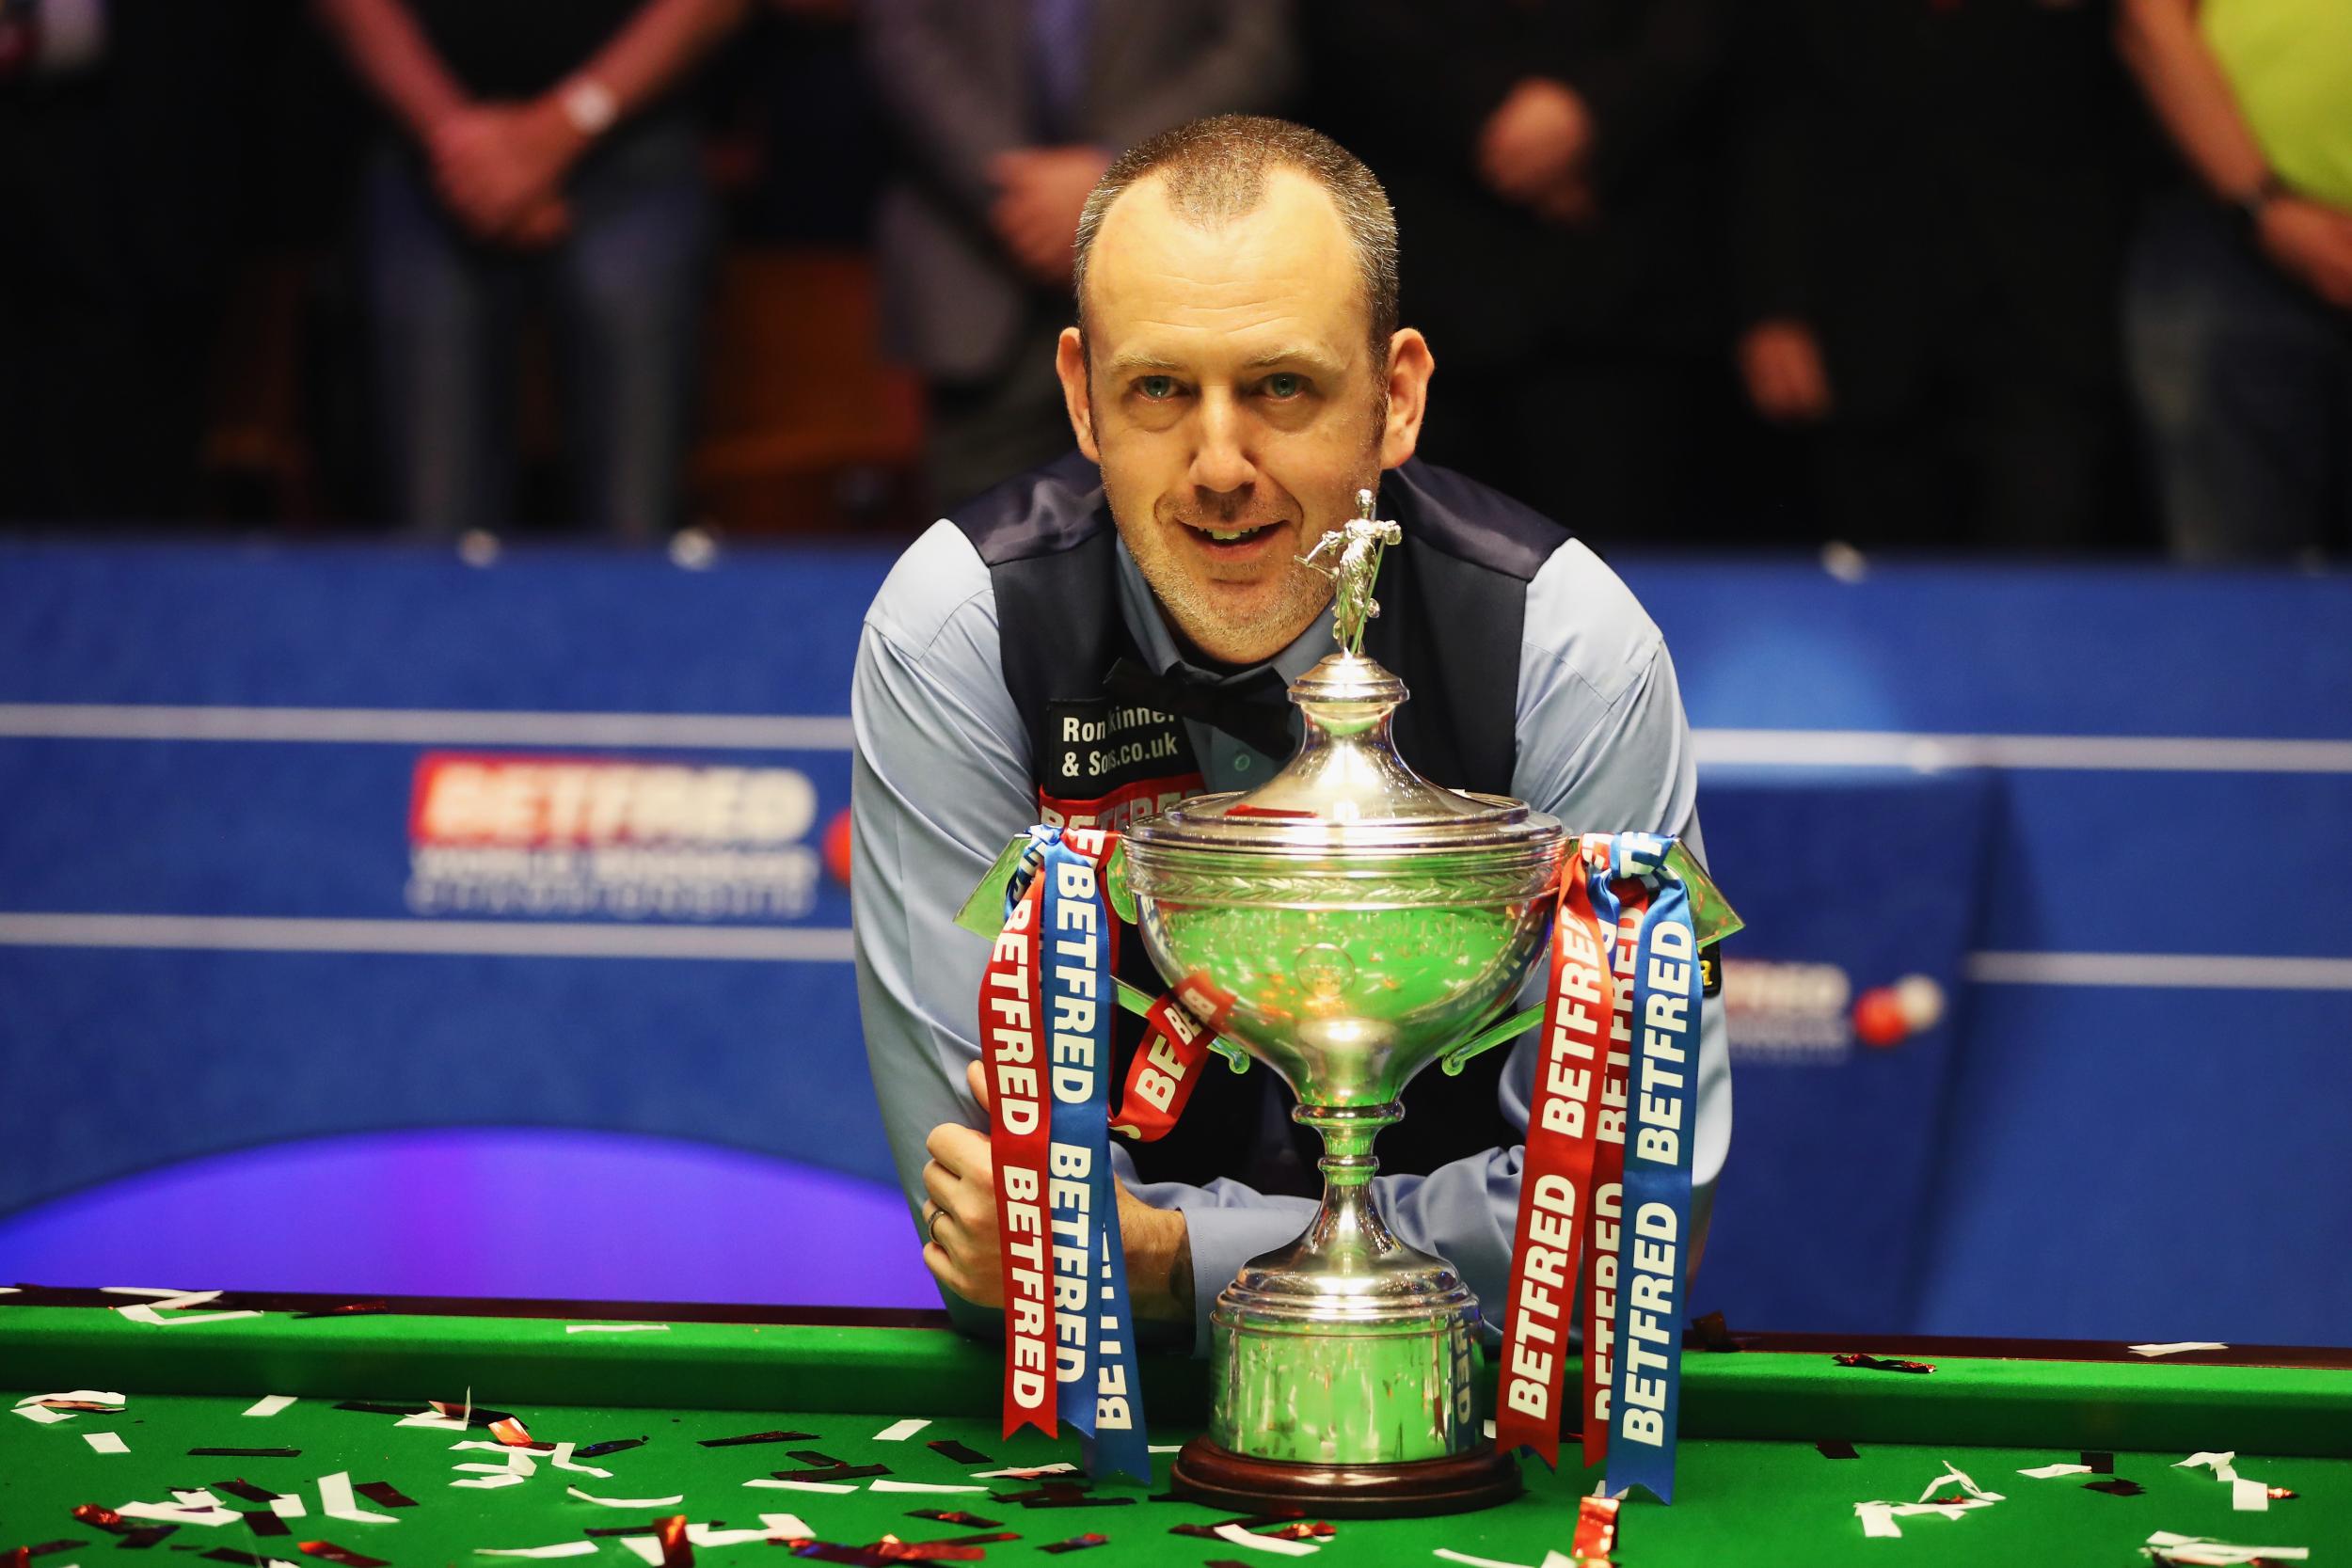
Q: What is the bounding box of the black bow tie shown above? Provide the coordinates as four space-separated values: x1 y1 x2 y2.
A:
1103 657 1296 761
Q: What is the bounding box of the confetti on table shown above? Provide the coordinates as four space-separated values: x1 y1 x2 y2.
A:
244 1398 298 1418
296 1541 387 1567
116 1502 236 1528
1855 1503 1901 1540
1817 1440 1860 1460
86 1433 130 1454
347 1486 411 1513
2142 1529 2309 1564
268 1500 308 1521
565 1489 686 1510
573 1440 649 1460
925 1439 989 1465
868 1481 991 1495
453 1476 529 1491
318 1475 400 1525
2019 1463 2094 1479
113 1290 262 1328
682 1528 775 1547
755 1515 812 1539
696 1431 816 1449
2129 1342 2228 1358
1571 1494 1618 1560
743 1480 856 1496
970 1464 1078 1480
873 1418 931 1442
1918 1461 2003 1504
1834 1353 1933 1374
473 1544 600 1558
2083 1479 2146 1497
906 1513 998 1528
1211 1527 1320 1559
1146 1446 1183 1455
773 1465 889 1483
16 1390 127 1422
2178 1452 2241 1485
564 1324 671 1334
1433 1551 1535 1568
2232 1478 2272 1513
245 1512 292 1538
548 1444 612 1478
2085 1451 2116 1475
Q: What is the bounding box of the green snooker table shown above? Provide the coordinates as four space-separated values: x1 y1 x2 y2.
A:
3 1289 2346 1567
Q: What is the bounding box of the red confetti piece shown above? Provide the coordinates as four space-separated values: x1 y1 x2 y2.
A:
1257 1522 1336 1542
295 1543 388 1568
71 1507 131 1535
653 1514 691 1568
1573 1494 1620 1560
1832 1353 1934 1374
1039 1535 1107 1555
903 1513 998 1529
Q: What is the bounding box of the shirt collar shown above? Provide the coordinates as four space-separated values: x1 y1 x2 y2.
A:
1112 531 1337 690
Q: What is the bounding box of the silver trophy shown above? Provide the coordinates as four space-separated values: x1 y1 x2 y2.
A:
1120 491 1568 1515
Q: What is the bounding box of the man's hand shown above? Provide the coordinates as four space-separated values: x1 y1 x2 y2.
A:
1739 318 1834 424
1478 77 1594 206
2255 196 2352 311
921 1059 1194 1323
427 100 588 245
989 146 1112 286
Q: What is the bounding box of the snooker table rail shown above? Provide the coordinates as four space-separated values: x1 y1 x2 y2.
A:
3 1289 2345 1458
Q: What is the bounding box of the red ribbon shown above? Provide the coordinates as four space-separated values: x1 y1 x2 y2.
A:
982 874 1055 1436
1109 971 1231 1142
1494 854 1617 1466
1583 879 1648 1466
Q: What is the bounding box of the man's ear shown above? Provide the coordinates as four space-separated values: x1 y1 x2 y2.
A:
1057 326 1101 462
1378 328 1434 470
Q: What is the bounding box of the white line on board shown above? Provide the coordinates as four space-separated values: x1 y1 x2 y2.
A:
3 705 2348 774
1694 729 2352 774
1966 951 2352 991
0 704 854 752
0 913 853 962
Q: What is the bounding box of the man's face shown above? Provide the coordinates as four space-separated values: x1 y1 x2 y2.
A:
1056 168 1430 667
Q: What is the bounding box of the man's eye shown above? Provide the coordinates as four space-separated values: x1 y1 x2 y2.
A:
1263 373 1306 400
1137 375 1179 400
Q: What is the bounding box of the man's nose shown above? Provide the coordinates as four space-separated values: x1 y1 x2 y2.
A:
1187 390 1257 495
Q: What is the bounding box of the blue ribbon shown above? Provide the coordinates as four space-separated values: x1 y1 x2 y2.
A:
1036 829 1152 1483
1602 832 1700 1504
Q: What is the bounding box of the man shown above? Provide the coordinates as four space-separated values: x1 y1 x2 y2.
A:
852 116 1728 1353
318 0 746 540
862 0 1295 511
2118 0 2352 562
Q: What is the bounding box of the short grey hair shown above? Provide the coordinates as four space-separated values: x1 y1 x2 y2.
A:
1072 115 1400 359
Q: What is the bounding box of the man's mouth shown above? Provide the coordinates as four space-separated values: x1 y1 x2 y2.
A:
1185 519 1284 552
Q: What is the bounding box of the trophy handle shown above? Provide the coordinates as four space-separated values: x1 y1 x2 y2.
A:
1438 999 1544 1077
1113 975 1249 1071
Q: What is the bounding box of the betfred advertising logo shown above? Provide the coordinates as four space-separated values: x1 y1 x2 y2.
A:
1722 959 1946 1063
406 753 822 920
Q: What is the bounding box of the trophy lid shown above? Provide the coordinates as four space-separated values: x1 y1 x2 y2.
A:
1126 491 1563 864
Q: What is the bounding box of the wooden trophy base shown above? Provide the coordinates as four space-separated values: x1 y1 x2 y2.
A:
1168 1433 1524 1520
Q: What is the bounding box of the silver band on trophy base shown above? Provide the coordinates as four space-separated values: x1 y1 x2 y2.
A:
1122 491 1568 1516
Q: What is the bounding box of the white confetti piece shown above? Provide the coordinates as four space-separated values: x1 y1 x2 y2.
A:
755 1515 812 1539
175 1491 225 1510
397 1411 470 1430
2018 1463 2093 1479
320 1471 401 1523
453 1476 530 1491
1918 1460 2003 1504
0 1286 19 1292
1214 1521 1320 1556
968 1462 1079 1479
564 1324 671 1334
2129 1341 2228 1358
2143 1531 2309 1564
565 1487 686 1509
550 1443 612 1478
1856 1502 1901 1539
2179 1451 2242 1484
19 1388 127 1407
1482 1419 1497 1440
742 1479 855 1496
474 1544 600 1559
1434 1551 1534 1568
244 1396 297 1418
85 1433 129 1454
269 1497 307 1519
872 1418 930 1442
2233 1478 2271 1512
116 1304 264 1327
13 1404 75 1425
100 1286 209 1298
1148 1444 1184 1454
686 1528 774 1547
866 1480 991 1494
616 1544 663 1567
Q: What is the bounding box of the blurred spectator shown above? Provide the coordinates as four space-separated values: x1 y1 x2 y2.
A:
317 0 748 541
1730 0 2134 553
0 1 264 523
863 0 1295 512
2118 0 2352 562
1303 0 1732 549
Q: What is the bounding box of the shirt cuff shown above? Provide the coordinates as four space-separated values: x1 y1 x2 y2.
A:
1170 1198 1317 1358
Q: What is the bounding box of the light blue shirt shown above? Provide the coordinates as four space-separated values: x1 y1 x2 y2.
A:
851 504 1731 1354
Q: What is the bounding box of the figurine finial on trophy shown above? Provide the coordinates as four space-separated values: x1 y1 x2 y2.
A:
1300 487 1401 656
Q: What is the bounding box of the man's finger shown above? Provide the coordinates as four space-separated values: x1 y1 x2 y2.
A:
925 1119 989 1178
921 1159 963 1218
967 1056 993 1112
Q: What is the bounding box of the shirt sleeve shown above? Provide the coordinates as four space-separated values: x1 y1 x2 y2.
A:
851 522 1038 1336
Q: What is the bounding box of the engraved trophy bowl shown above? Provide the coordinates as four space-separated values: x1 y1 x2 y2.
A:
1122 513 1568 1516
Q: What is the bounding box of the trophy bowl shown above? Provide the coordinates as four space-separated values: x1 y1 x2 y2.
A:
1122 646 1568 1517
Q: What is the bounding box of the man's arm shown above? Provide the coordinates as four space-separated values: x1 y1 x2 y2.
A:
861 0 1033 223
313 0 469 144
2117 0 2352 309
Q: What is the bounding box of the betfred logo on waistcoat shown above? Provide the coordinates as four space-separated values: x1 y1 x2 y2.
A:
1037 699 1203 832
406 752 822 919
